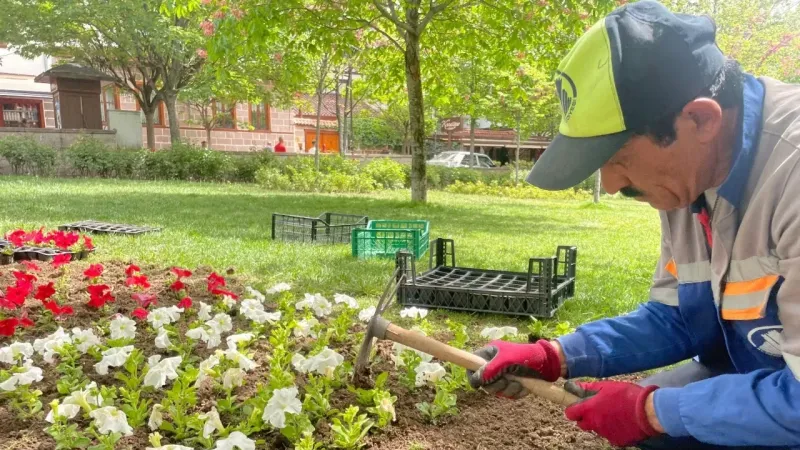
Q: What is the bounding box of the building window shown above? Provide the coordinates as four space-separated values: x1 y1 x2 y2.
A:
213 101 236 129
100 85 119 129
249 102 270 131
0 98 44 128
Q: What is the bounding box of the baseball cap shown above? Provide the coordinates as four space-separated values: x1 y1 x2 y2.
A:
527 0 726 190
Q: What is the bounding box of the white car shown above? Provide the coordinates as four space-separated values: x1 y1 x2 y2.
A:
427 151 496 168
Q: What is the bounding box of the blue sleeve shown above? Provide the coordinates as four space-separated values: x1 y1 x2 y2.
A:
557 301 695 378
655 367 800 446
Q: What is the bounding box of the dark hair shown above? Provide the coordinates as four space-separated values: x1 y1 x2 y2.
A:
632 59 744 146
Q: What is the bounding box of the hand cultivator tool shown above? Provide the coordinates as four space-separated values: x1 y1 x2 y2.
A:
355 263 579 407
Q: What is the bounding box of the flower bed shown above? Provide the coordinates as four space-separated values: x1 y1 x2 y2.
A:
2 228 95 264
0 259 609 450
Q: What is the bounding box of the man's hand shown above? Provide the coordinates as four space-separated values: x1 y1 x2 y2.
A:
564 380 662 447
467 339 562 399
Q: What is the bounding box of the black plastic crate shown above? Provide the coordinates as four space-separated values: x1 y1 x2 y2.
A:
272 212 368 244
59 220 161 235
396 239 577 317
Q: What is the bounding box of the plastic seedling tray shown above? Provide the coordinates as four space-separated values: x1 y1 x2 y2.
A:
351 220 430 260
272 212 368 244
396 239 577 317
59 220 161 235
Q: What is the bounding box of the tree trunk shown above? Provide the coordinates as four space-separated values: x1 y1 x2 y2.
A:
164 91 181 145
593 169 602 204
143 109 156 151
335 80 343 154
469 116 476 167
515 115 521 185
206 127 212 148
405 29 426 202
315 88 323 171
344 66 353 154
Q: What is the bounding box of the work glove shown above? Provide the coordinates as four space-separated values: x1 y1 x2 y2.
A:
467 339 561 399
564 380 660 447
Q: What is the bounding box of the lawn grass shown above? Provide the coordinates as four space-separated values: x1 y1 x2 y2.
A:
0 176 661 340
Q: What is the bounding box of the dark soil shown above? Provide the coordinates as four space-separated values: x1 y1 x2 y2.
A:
1 260 621 450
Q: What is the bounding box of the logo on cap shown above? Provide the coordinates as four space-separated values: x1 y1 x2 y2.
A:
555 71 577 122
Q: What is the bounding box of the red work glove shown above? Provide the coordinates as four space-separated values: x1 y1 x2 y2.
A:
564 380 660 447
467 340 562 399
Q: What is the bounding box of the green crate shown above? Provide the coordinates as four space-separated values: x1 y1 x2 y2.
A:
351 220 430 259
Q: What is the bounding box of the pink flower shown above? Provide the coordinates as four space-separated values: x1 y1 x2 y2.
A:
231 8 243 19
132 293 157 308
196 48 208 59
201 20 215 36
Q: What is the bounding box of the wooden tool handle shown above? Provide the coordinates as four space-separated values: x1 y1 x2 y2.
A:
384 323 579 406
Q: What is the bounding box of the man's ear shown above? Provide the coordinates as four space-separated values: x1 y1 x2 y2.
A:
680 98 723 144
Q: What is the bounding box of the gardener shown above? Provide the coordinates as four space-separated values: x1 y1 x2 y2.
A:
468 1 800 449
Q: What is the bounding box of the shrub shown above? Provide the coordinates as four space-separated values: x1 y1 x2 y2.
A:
444 180 590 200
0 135 57 175
139 143 234 182
319 154 360 175
65 135 118 177
255 167 292 190
362 158 407 189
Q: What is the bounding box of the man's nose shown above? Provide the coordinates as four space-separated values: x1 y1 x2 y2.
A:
600 166 628 195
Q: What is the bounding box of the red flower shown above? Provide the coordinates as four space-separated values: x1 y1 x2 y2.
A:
52 253 72 268
6 284 32 306
31 228 46 245
125 264 141 277
19 316 34 328
43 300 74 317
87 284 110 297
126 275 151 289
170 280 186 292
20 261 41 272
171 267 192 279
13 270 37 285
177 297 192 309
211 287 238 300
131 308 149 320
0 296 18 310
6 230 27 247
0 318 20 336
83 264 104 279
87 284 115 309
131 293 157 308
83 235 94 251
34 282 56 301
207 272 226 291
52 231 80 250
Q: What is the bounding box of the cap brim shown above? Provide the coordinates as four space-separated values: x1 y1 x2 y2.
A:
526 131 632 190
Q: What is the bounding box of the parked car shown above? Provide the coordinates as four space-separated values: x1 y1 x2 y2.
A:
427 151 496 168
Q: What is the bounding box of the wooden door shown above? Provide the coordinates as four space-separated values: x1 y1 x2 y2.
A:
304 129 340 153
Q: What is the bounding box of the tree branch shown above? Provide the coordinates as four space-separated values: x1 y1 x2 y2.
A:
419 0 458 32
373 0 414 34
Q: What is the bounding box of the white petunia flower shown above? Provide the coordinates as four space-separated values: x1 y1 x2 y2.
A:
244 286 265 303
291 354 310 373
266 282 291 295
0 362 43 391
45 402 80 423
110 316 137 340
207 313 233 334
144 356 182 389
222 296 237 309
296 293 332 317
148 403 163 431
155 327 173 350
400 307 429 319
148 354 163 367
94 345 135 375
33 327 72 363
239 299 263 315
262 387 302 429
71 328 101 354
147 306 183 330
293 318 319 338
480 326 518 340
225 333 254 350
198 301 213 321
222 368 245 390
62 381 103 412
223 349 258 372
333 293 358 309
196 354 221 386
199 407 224 439
187 326 222 349
358 306 376 323
213 431 255 450
0 342 34 364
414 362 447 387
90 406 133 436
304 347 344 378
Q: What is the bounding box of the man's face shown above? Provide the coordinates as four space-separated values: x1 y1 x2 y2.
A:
599 101 727 211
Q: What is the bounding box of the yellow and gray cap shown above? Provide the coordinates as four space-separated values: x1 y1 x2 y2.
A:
527 0 725 190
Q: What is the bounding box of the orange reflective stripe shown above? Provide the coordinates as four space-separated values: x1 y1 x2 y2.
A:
723 275 779 296
665 259 678 278
721 305 766 320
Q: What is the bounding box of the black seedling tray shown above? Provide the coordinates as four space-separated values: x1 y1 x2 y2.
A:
59 220 161 235
272 212 368 244
12 246 93 262
396 239 577 317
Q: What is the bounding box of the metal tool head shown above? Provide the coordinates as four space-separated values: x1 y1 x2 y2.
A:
354 267 404 374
